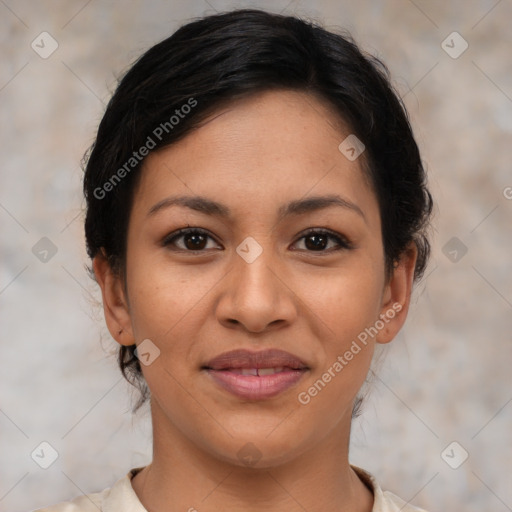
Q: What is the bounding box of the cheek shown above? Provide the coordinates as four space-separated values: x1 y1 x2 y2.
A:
299 259 384 340
293 258 383 395
124 250 220 397
126 249 213 341
292 272 381 424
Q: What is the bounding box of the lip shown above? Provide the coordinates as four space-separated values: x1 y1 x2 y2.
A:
204 348 309 370
202 349 309 400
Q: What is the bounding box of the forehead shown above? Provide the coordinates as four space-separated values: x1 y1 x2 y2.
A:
132 89 379 226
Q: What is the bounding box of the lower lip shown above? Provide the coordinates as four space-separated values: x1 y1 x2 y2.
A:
205 369 307 400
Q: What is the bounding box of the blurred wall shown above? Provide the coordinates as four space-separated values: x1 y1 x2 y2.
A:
1 1 511 511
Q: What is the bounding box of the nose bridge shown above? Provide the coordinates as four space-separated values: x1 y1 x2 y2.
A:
216 234 296 332
233 235 280 306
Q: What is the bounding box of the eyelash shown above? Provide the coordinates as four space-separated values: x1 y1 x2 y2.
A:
162 227 353 253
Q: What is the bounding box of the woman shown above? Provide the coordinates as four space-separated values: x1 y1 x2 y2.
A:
38 8 432 511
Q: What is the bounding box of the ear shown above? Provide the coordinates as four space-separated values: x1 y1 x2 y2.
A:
93 251 135 347
376 242 418 344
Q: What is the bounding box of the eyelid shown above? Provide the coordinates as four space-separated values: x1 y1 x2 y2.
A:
162 227 222 251
294 227 353 251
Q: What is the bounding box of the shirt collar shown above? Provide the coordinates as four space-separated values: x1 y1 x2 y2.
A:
102 465 389 512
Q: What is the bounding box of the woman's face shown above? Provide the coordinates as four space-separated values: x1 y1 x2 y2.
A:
96 89 415 467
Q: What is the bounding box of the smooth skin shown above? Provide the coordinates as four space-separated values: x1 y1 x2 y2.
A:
94 89 417 512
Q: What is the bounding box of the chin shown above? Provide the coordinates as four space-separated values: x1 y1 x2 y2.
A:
202 426 314 470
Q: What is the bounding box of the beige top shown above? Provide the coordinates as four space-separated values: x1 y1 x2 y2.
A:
34 466 428 512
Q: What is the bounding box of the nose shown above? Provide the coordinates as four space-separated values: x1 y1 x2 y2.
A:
215 245 297 334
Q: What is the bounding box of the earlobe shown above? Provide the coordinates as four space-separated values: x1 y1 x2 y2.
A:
376 243 418 344
93 251 135 346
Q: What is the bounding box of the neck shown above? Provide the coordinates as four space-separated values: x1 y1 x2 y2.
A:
131 402 374 512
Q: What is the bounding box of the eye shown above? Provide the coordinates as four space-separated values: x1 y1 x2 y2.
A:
292 228 352 252
163 227 221 252
162 227 352 253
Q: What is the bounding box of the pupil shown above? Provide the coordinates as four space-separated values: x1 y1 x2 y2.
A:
306 234 326 250
186 233 206 250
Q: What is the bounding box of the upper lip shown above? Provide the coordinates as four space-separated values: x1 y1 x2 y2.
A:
203 349 309 371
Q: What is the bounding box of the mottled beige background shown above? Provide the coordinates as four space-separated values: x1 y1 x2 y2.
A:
1 1 511 511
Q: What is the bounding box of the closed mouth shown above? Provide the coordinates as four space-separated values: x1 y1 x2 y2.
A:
203 348 309 372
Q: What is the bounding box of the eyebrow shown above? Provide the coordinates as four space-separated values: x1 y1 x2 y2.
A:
147 194 366 222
